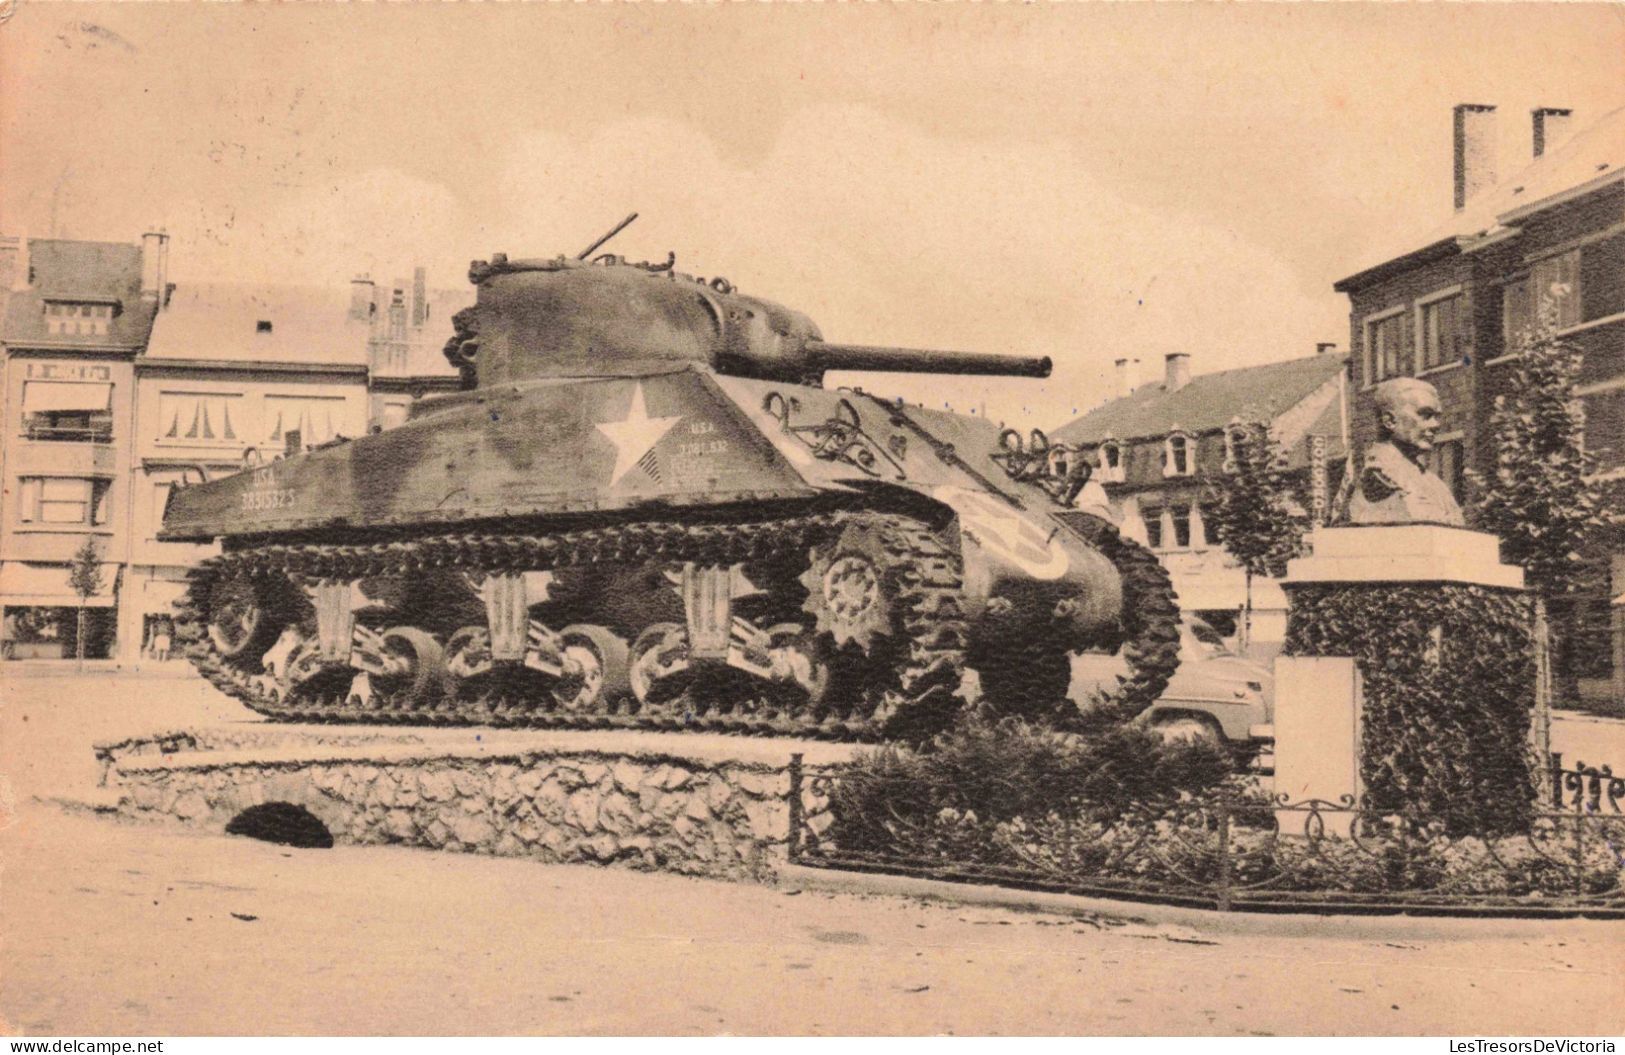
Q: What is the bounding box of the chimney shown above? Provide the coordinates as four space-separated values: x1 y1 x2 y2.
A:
0 234 20 292
1114 358 1134 399
1453 103 1498 210
140 230 170 311
1316 341 1339 356
388 287 408 341
348 275 375 322
1532 107 1573 159
411 266 427 328
1164 352 1191 392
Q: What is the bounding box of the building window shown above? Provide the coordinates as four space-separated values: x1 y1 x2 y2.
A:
25 410 112 443
267 396 346 450
1143 507 1163 550
158 392 241 445
17 477 111 526
43 301 114 337
1418 292 1467 372
1097 441 1124 483
1169 504 1192 549
1365 310 1411 383
1504 249 1581 350
1163 433 1193 477
21 380 114 442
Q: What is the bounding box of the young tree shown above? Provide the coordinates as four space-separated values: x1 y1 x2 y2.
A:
67 537 105 672
1470 292 1619 704
1205 420 1307 650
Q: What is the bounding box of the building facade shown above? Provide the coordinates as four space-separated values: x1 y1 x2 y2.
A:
1334 104 1624 710
1 233 469 663
1052 348 1349 646
0 236 162 659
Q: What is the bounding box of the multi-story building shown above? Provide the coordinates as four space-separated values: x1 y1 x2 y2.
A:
1 230 469 663
0 235 163 658
123 272 468 659
1052 348 1349 646
1333 104 1624 709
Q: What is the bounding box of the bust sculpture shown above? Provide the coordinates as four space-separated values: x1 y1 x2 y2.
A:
1340 377 1465 526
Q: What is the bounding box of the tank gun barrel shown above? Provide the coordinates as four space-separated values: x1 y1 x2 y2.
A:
805 341 1051 379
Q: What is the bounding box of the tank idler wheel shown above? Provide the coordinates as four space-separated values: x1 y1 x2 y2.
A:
550 624 630 712
376 626 449 709
629 622 690 710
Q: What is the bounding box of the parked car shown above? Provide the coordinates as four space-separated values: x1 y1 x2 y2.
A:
1071 615 1273 746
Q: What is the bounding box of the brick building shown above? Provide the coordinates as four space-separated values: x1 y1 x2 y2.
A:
1333 104 1624 709
1052 348 1349 645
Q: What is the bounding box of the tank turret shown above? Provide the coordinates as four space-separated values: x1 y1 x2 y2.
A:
444 217 1049 388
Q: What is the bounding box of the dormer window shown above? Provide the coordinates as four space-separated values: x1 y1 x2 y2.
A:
43 300 116 337
1097 440 1125 483
1163 432 1193 477
1222 423 1251 472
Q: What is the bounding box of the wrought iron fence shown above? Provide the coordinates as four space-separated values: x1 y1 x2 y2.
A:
1548 753 1622 815
786 754 1625 917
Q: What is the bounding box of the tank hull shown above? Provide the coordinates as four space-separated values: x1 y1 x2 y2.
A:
164 264 1180 741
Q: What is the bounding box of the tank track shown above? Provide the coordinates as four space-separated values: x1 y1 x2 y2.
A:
1057 511 1183 726
174 511 968 742
971 512 1182 726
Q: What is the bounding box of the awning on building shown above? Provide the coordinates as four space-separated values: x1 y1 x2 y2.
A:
0 561 119 607
22 381 113 413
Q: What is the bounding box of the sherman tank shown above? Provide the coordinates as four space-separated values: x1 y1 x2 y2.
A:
164 216 1180 740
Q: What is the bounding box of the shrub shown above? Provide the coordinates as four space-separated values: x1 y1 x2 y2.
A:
826 716 1235 854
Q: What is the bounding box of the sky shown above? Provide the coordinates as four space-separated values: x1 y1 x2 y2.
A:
3 2 1623 428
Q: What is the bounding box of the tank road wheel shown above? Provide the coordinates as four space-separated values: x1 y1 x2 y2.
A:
446 626 495 681
629 622 690 711
766 624 832 708
550 624 630 712
373 627 449 710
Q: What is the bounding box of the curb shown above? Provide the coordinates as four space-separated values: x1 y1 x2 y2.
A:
779 863 1624 940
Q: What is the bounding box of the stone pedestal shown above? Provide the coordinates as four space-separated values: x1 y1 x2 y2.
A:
1279 525 1534 835
1272 657 1362 838
1283 524 1523 591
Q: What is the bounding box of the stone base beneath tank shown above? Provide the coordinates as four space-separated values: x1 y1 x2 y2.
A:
94 725 858 882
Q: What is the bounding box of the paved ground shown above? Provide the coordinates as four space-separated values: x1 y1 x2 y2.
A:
2 666 1623 1036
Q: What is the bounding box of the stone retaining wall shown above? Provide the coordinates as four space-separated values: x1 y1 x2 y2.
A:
104 730 843 882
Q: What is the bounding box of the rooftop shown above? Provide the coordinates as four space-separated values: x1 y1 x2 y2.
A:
1052 352 1349 450
0 238 157 349
146 281 467 376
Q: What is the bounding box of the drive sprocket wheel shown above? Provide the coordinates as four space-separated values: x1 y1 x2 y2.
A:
800 514 968 741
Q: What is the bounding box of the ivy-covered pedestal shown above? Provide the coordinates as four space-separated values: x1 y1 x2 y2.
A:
1281 526 1533 836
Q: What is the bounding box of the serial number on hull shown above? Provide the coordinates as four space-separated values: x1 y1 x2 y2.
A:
242 488 298 511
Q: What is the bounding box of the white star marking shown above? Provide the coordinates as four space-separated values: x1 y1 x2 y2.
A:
596 383 683 484
933 485 1070 579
